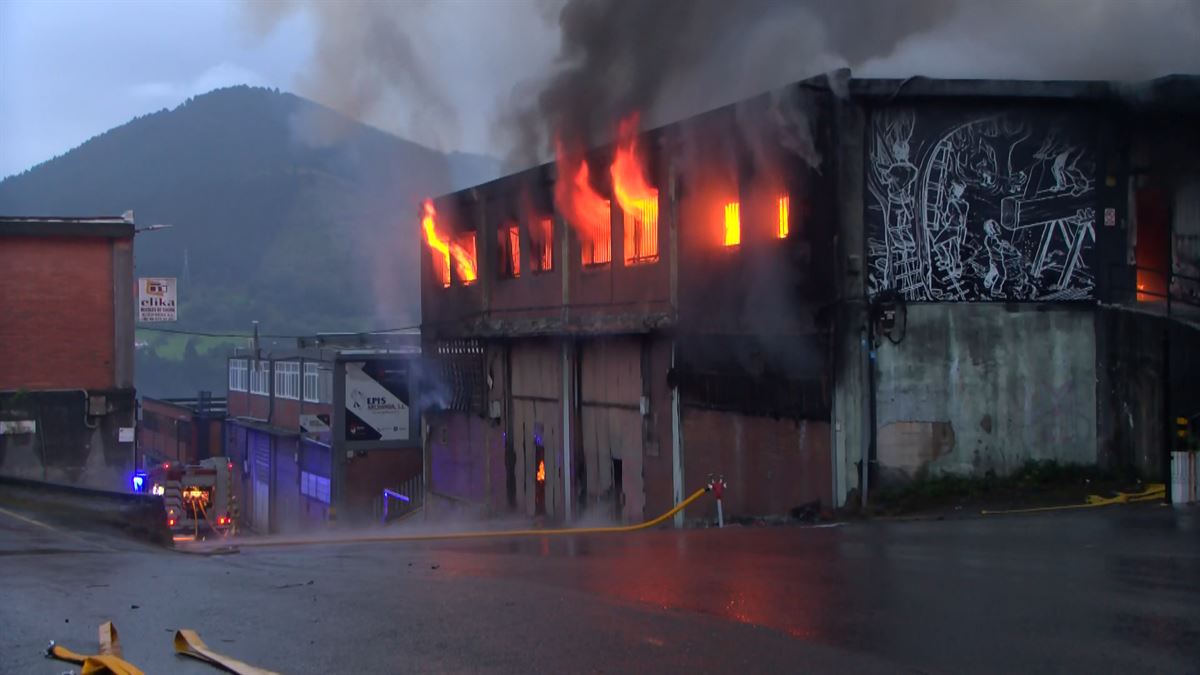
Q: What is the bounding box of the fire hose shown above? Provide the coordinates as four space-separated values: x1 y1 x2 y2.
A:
201 484 717 551
46 622 278 675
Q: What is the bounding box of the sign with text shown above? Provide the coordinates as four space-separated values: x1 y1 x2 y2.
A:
344 361 410 442
138 277 177 322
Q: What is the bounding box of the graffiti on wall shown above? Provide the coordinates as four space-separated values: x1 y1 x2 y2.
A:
867 109 1097 301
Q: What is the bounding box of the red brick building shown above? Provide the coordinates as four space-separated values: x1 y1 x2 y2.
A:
224 333 422 533
139 394 226 465
0 216 137 489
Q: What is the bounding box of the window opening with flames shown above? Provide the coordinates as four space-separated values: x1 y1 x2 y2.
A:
612 114 659 265
530 217 553 272
556 141 612 267
421 200 477 287
724 202 741 247
499 222 520 279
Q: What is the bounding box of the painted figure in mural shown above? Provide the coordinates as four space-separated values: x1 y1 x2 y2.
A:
884 139 919 237
934 180 970 279
881 139 920 285
1036 129 1091 196
982 219 1034 299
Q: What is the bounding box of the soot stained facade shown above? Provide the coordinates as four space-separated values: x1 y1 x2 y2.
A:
420 72 1200 521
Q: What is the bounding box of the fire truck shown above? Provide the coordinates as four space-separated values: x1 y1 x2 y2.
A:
142 457 237 538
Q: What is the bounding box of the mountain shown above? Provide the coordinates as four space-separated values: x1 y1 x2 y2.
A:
0 85 500 397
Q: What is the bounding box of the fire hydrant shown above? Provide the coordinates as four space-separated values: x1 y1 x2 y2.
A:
708 474 727 528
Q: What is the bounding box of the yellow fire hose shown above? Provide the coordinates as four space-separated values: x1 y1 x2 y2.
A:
980 483 1166 515
209 485 713 551
174 629 280 675
46 621 144 675
47 622 277 675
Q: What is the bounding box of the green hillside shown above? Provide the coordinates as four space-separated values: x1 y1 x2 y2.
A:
0 86 498 397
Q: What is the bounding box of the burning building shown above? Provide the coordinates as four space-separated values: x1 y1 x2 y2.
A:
420 72 1200 523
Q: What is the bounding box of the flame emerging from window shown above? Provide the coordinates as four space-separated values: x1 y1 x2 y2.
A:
777 195 790 239
536 459 545 483
611 114 659 265
530 217 553 272
421 199 477 287
724 202 741 246
554 140 611 266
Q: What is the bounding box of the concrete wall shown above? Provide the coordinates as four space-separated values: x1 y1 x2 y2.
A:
874 304 1097 483
1095 307 1165 478
426 410 501 515
0 389 136 491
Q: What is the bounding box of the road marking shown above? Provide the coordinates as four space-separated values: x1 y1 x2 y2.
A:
0 505 117 552
0 505 59 530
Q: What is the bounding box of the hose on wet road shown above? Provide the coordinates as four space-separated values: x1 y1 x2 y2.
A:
206 485 714 551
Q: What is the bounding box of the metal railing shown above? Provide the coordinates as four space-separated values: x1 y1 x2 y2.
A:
374 473 424 523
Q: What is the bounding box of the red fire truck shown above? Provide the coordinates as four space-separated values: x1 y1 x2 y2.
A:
146 457 237 538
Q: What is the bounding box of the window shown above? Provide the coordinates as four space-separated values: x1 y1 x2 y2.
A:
622 195 659 264
303 363 320 402
300 471 331 504
453 232 478 285
320 366 333 403
777 195 790 239
724 201 741 247
581 203 612 266
275 361 300 400
229 359 248 392
530 217 553 272
249 360 271 395
498 222 520 278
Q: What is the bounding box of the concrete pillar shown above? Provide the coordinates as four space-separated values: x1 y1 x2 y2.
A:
831 94 870 508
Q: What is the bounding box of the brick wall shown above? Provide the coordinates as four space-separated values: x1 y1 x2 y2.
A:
683 410 832 521
0 236 116 390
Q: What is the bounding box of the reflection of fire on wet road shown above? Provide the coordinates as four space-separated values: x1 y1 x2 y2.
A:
420 527 843 642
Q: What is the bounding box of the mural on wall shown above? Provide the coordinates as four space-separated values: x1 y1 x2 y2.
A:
867 109 1098 301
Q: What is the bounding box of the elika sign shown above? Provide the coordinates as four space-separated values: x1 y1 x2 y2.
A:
138 277 177 322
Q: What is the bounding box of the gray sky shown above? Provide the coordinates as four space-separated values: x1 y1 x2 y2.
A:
3 0 1198 180
0 0 558 179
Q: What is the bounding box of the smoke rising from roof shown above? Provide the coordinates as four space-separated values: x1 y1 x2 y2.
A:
497 0 1200 166
244 0 1200 166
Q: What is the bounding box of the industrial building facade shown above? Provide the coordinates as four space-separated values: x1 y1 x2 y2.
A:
138 393 226 466
419 73 1200 524
0 216 137 489
224 333 422 533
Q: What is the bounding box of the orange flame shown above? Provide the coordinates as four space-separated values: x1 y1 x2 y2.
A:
554 139 611 266
421 199 477 286
611 114 659 264
724 202 741 246
777 195 790 239
536 459 545 483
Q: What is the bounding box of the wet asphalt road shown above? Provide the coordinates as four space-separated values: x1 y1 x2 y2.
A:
1 505 1198 674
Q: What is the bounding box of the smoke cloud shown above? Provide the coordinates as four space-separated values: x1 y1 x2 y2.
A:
244 0 461 150
496 0 1200 166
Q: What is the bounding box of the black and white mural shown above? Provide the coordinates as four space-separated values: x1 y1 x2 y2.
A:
867 109 1097 301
